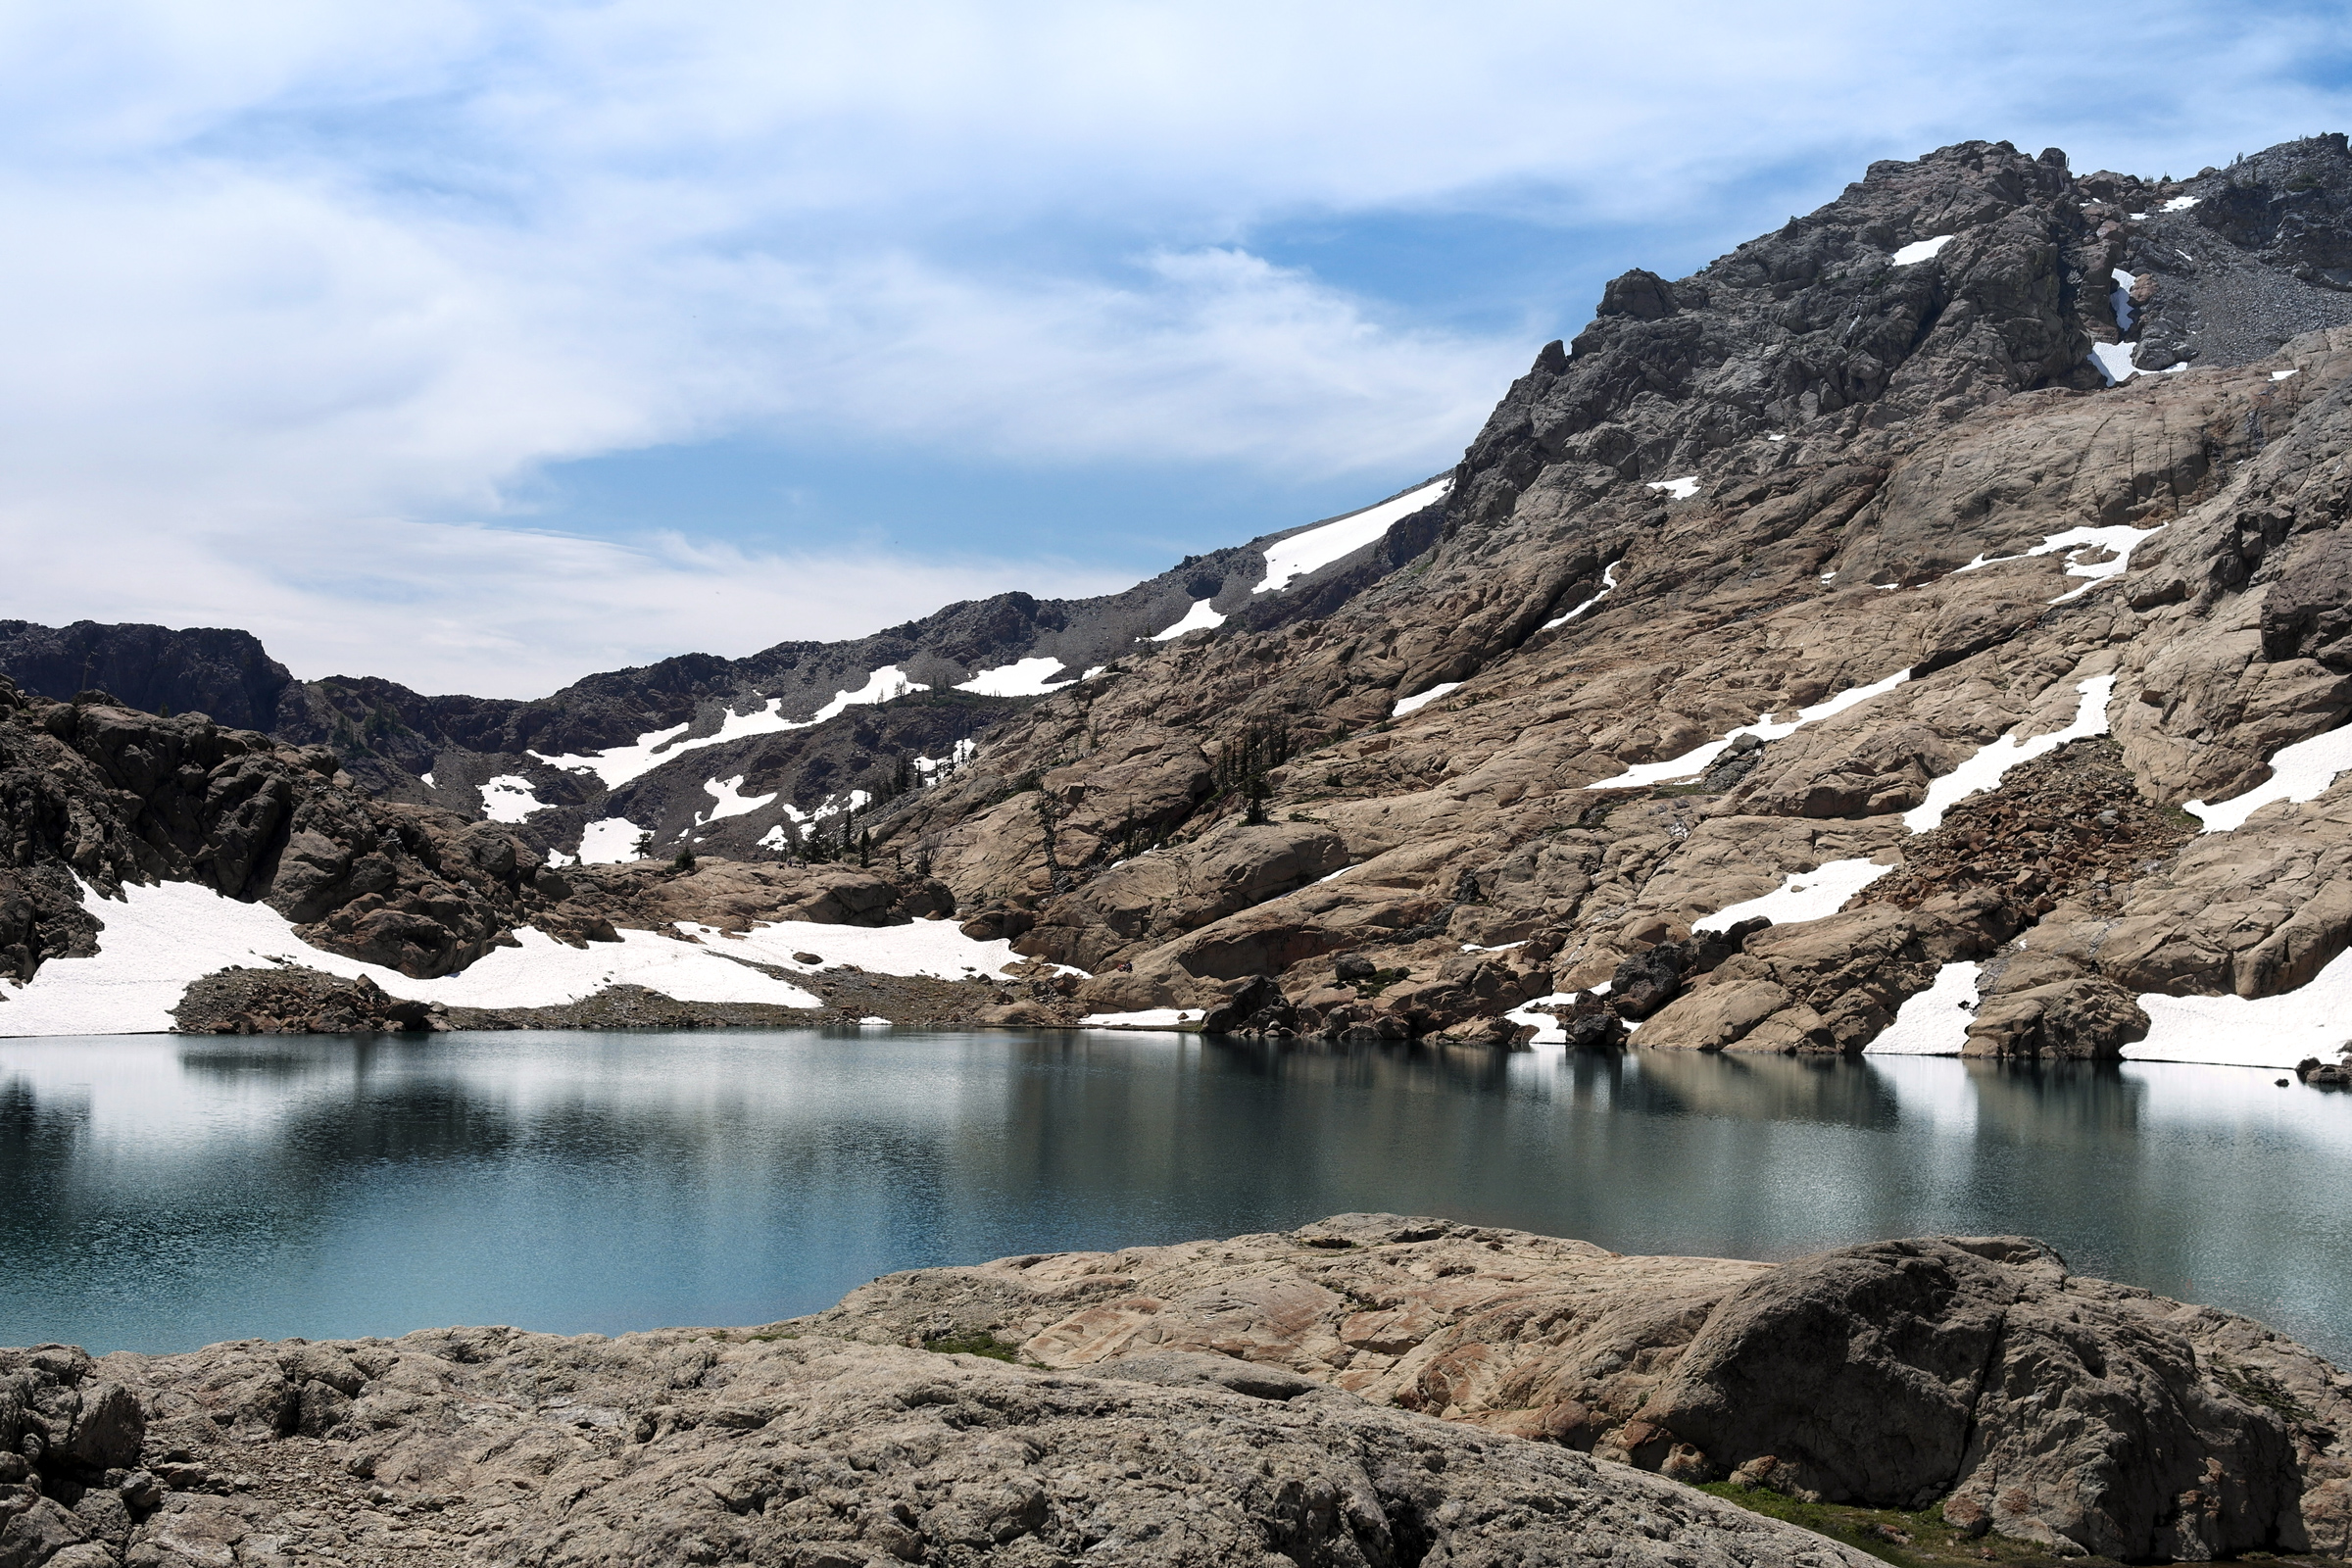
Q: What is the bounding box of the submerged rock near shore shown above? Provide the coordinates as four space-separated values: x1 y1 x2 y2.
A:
2 1218 2346 1566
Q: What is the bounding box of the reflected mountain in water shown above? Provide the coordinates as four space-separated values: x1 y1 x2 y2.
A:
1 1030 2345 1364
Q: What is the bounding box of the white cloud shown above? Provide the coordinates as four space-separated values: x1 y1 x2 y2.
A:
0 1 2344 692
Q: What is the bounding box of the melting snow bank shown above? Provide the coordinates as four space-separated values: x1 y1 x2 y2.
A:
1860 950 2352 1068
1393 681 1460 718
1645 476 1699 501
0 880 824 1036
1588 667 1913 790
577 817 646 863
533 667 924 789
1506 992 1578 1047
1254 476 1453 594
2185 722 2352 831
1863 962 1983 1054
1542 562 1619 630
1891 234 1955 265
1903 677 2115 831
2131 947 2352 1068
1149 599 1227 641
1693 858 1893 933
1081 1008 1201 1029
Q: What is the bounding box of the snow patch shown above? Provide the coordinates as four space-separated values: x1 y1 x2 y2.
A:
756 823 793 852
2274 368 2300 381
1148 600 1227 642
420 772 435 788
1767 433 1787 443
1902 676 2115 832
476 775 546 823
1254 477 1453 595
1891 234 1955 266
1542 562 1619 630
2184 723 2352 832
1864 962 1984 1054
673 917 1078 982
2110 269 2137 333
702 776 776 821
1587 667 1913 790
1505 992 1577 1047
1954 523 2164 603
1083 1008 1201 1029
2162 195 2199 212
532 668 925 788
1393 681 1460 717
576 817 646 863
543 848 575 867
1692 858 1893 933
956 658 1074 697
2089 340 2143 385
2130 946 2352 1068
1646 476 1699 501
0 879 822 1037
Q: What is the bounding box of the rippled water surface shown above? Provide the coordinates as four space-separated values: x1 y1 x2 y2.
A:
4 1029 2348 1361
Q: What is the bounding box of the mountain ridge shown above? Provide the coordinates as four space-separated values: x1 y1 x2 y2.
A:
12 135 2352 1066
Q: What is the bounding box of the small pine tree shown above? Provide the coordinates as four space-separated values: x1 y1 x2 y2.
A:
633 832 655 859
1244 774 1270 826
672 848 696 872
858 828 872 867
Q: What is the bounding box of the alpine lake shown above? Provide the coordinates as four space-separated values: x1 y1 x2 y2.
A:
4 1027 2348 1364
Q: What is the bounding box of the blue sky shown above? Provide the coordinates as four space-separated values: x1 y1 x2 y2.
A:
4 1 2351 695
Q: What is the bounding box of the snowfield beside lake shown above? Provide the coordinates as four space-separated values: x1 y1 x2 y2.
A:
0 880 825 1036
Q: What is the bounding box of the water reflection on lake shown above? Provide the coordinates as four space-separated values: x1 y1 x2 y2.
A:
2 1029 2346 1362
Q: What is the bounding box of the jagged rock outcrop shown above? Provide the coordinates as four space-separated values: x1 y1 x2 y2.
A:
797 1215 2352 1560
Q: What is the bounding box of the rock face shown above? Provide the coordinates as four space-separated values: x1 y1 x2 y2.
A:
0 1311 1886 1568
799 1216 2352 1560
10 1216 2350 1567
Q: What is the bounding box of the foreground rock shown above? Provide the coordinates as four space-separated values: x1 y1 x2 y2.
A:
5 1216 2349 1564
800 1215 2352 1560
0 1328 1877 1568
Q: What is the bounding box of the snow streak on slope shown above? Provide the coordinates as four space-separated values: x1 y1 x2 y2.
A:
1149 600 1227 641
956 658 1075 697
532 667 924 789
1903 677 2116 831
1891 234 1954 265
2185 723 2352 831
1393 682 1459 717
1253 477 1451 595
1692 858 1894 933
1542 563 1619 630
1588 667 1913 790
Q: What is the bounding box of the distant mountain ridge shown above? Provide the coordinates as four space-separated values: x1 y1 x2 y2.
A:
0 475 1450 863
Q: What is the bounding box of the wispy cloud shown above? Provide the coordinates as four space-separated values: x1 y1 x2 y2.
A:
2 1 2347 694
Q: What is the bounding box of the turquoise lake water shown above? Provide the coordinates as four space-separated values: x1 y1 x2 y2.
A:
2 1029 2346 1362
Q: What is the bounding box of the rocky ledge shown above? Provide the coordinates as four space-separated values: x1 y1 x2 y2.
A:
4 1219 2347 1567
